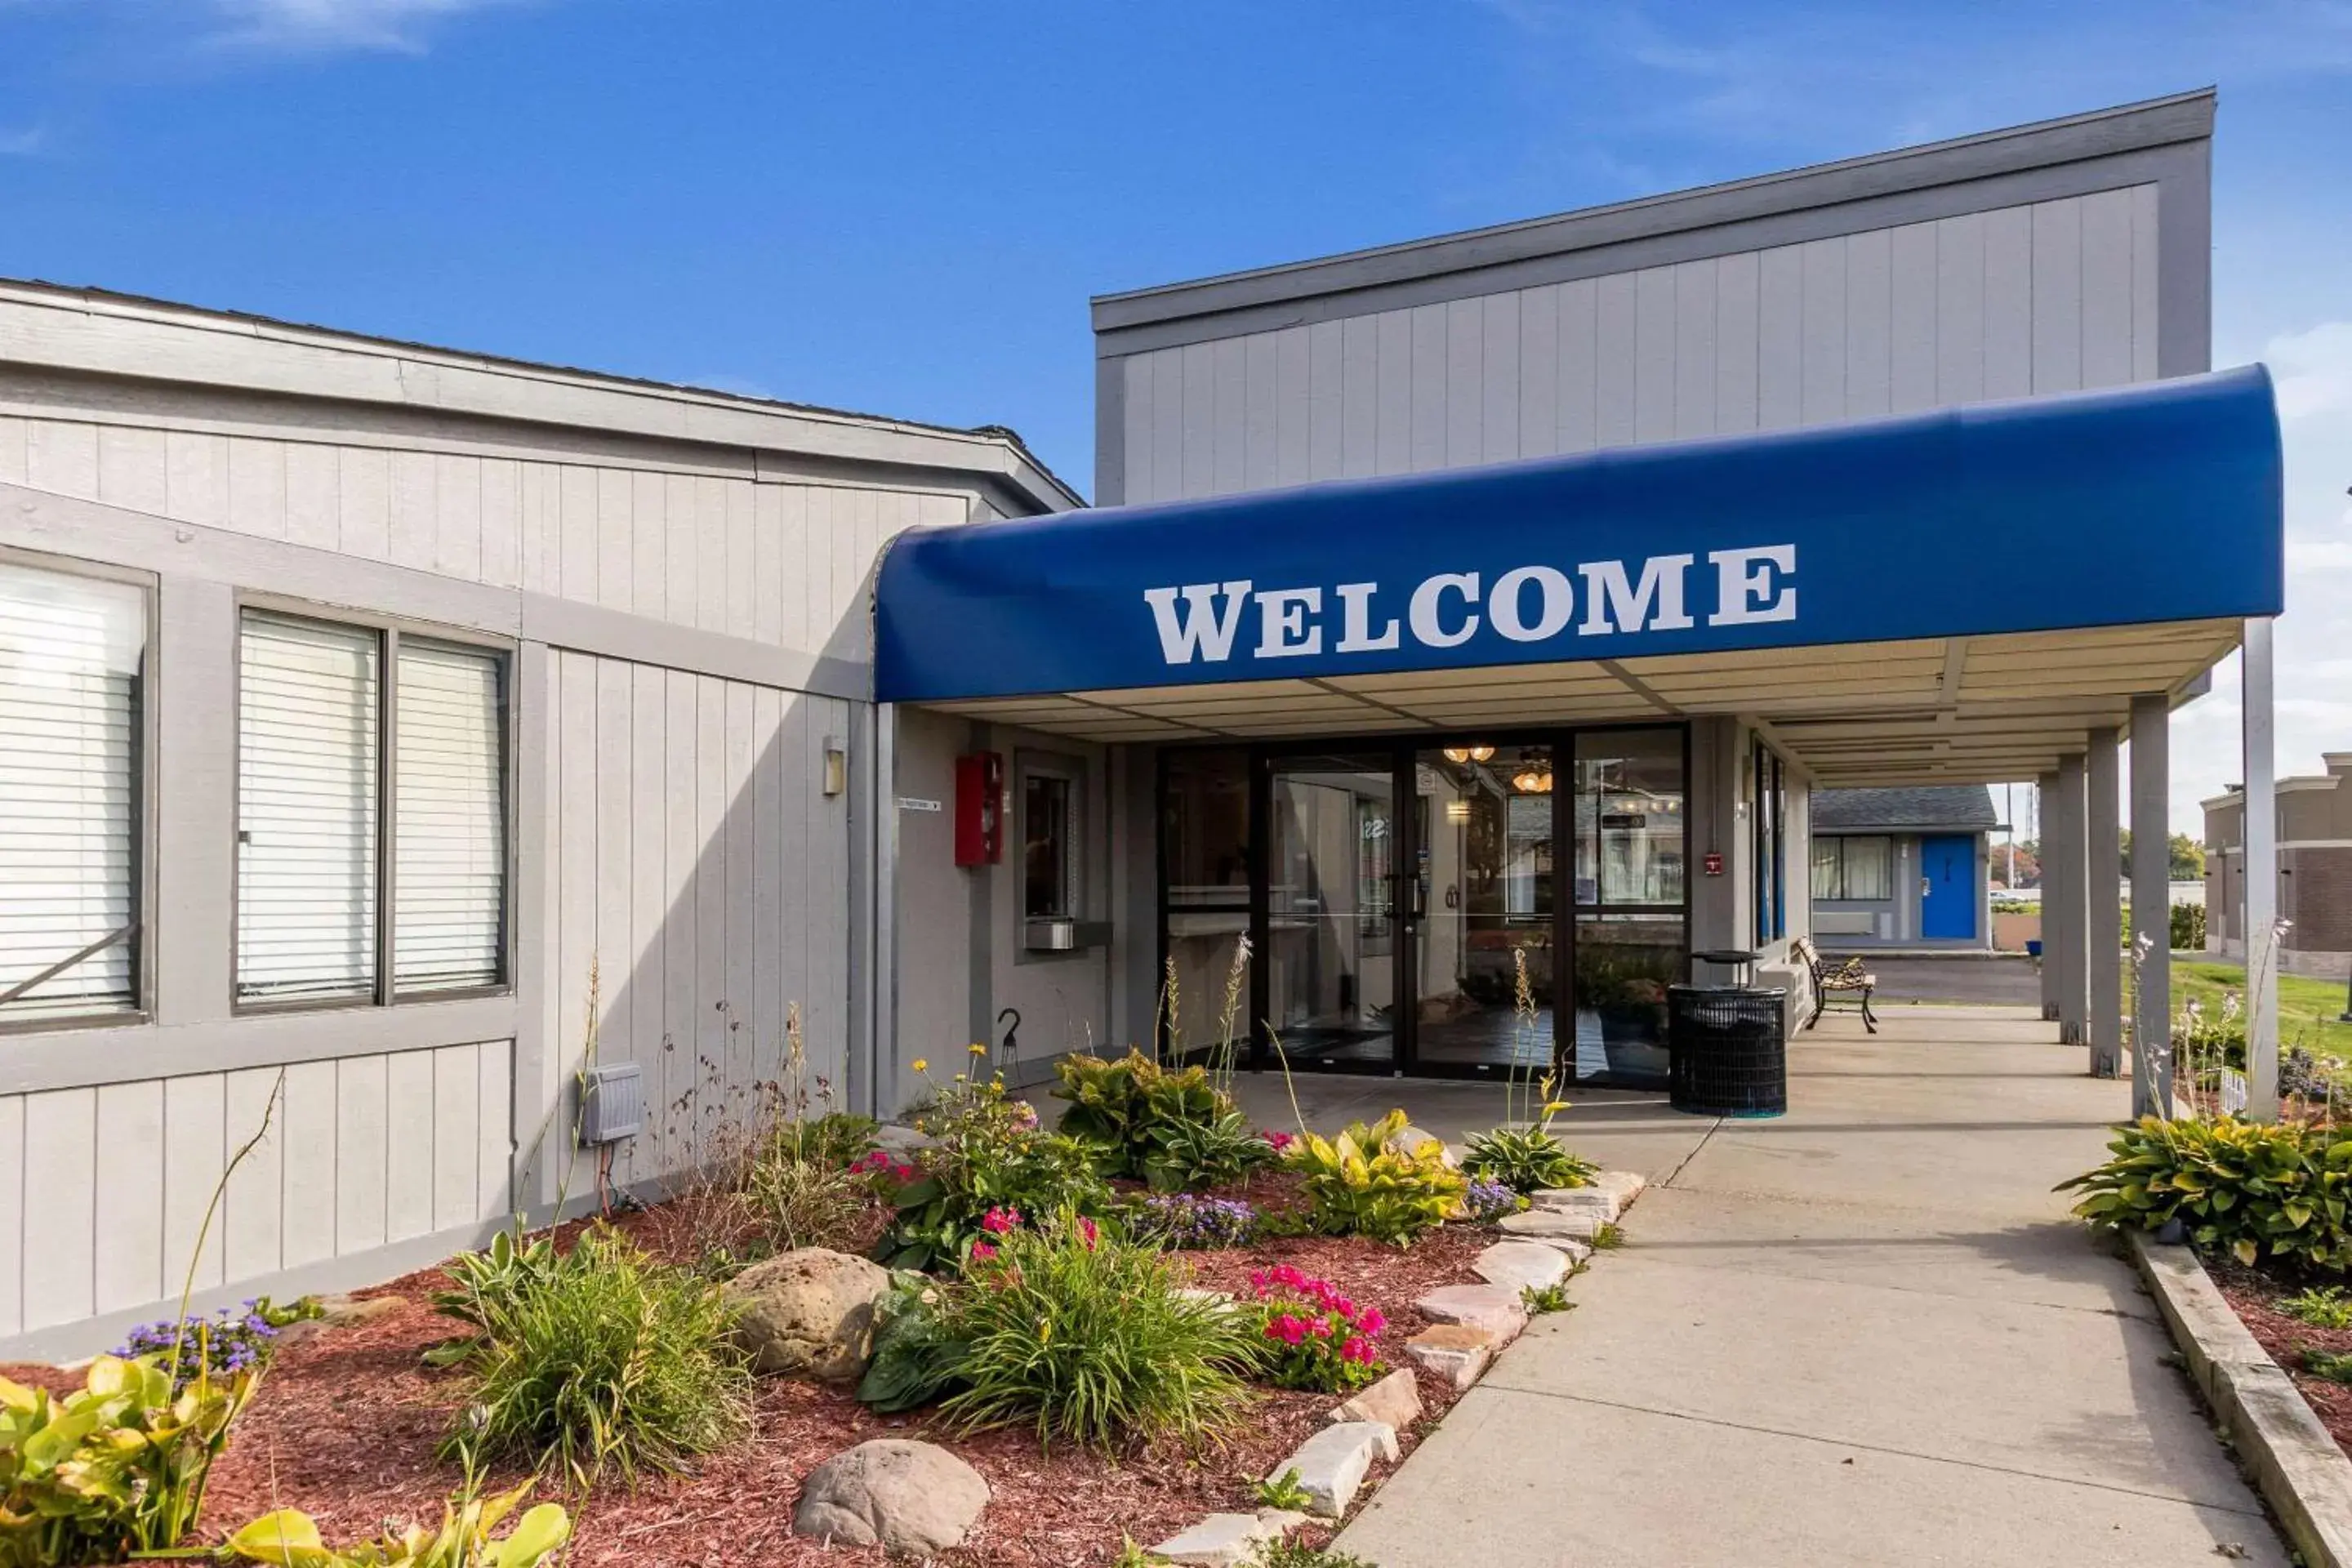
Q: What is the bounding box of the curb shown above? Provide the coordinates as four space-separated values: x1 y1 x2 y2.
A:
2126 1229 2352 1567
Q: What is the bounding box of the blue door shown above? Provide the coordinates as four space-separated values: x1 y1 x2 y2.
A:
1918 835 1976 940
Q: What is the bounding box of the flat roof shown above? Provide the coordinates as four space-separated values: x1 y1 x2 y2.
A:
0 277 1084 514
1093 87 2213 345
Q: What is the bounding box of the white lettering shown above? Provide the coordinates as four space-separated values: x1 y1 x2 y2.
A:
1254 586 1323 657
1489 565 1575 642
1706 546 1797 626
1334 582 1401 653
1143 581 1254 663
1578 554 1696 635
1409 572 1481 648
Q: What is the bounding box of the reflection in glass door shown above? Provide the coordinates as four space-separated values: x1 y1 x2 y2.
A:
1569 728 1688 1085
1267 752 1398 1067
1413 744 1556 1070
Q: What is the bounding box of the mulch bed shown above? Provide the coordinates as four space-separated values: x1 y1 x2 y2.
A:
164 1179 1503 1567
2207 1258 2352 1461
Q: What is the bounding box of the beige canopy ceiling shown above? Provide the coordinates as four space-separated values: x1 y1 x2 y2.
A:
916 617 2238 786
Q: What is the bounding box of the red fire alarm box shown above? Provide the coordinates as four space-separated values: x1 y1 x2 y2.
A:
1703 851 1726 877
955 752 1004 866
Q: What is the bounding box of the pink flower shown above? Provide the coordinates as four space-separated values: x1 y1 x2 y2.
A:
1076 1216 1099 1249
1356 1307 1387 1337
891 1163 916 1183
1342 1335 1374 1364
970 1241 999 1262
1264 1129 1297 1152
980 1206 1022 1236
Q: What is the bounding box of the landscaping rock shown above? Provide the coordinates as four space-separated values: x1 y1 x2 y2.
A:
277 1293 402 1351
1474 1240 1571 1294
1326 1365 1422 1431
870 1123 935 1156
1387 1123 1460 1169
1270 1420 1397 1518
1405 1323 1497 1391
1414 1283 1530 1343
792 1438 990 1552
1498 1206 1605 1244
1149 1508 1307 1566
1594 1169 1648 1209
1530 1186 1619 1221
722 1248 893 1381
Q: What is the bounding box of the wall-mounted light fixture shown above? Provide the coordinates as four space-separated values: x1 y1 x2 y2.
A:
1512 768 1554 794
1441 745 1496 764
822 735 847 797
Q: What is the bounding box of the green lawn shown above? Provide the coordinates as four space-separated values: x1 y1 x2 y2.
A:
2171 960 2352 1058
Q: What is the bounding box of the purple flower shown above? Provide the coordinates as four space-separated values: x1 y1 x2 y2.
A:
1463 1178 1522 1223
1137 1194 1257 1249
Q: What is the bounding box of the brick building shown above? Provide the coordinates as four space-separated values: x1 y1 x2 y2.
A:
2205 755 2352 978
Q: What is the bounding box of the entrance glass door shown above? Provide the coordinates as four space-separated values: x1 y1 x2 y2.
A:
1412 744 1557 1071
1265 751 1400 1068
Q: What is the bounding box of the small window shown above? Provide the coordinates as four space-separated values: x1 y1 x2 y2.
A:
236 608 508 1008
1812 835 1893 901
1022 764 1079 921
0 555 148 1024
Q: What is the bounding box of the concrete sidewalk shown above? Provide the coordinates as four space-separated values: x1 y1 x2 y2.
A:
1244 1012 2289 1566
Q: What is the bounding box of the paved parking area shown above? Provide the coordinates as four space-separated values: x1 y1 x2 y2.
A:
1235 1011 2286 1568
1837 951 2046 1007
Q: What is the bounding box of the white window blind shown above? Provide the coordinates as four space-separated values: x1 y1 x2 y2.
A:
394 640 505 993
0 561 144 1022
237 614 380 1004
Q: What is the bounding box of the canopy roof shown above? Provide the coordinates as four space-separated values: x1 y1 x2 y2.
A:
876 367 2282 786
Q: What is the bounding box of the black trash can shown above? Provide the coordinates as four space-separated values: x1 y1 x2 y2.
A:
1667 984 1788 1118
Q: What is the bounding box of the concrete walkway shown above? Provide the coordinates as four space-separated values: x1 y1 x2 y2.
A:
1238 1009 2290 1566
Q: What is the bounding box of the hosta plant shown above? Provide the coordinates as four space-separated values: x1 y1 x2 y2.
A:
2056 1115 2352 1271
1285 1110 1468 1246
0 1352 253 1567
1462 1126 1597 1196
212 1481 569 1567
1054 1051 1271 1192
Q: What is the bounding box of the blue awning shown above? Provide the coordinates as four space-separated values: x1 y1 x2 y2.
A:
875 366 2283 706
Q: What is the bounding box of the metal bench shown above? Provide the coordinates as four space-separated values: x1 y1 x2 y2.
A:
1791 936 1878 1033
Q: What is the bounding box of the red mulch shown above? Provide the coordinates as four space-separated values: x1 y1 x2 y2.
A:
2209 1260 2352 1459
163 1186 1499 1568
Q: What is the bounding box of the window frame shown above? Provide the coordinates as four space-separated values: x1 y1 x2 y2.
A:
1813 835 1895 902
0 544 159 1036
229 593 516 1015
1015 749 1088 960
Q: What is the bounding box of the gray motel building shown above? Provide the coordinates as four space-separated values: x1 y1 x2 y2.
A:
0 89 2293 1356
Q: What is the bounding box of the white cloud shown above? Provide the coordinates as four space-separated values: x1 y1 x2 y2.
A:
207 0 522 55
2271 320 2352 422
0 126 45 156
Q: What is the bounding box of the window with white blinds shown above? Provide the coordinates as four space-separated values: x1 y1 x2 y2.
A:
237 615 381 1004
234 609 508 1008
394 641 506 994
0 559 145 1024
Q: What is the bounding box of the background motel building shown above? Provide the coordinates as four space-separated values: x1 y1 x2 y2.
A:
0 88 2291 1357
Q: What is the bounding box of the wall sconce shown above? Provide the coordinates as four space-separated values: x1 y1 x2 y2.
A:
1441 745 1496 764
1512 768 1554 794
822 735 847 797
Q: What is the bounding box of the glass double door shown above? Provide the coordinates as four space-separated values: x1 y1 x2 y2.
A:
1163 730 1687 1082
1261 743 1562 1076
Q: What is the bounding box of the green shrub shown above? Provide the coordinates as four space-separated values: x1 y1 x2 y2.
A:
428 1229 561 1365
856 1274 964 1414
2172 902 2207 952
441 1226 751 1486
1251 1468 1315 1512
1285 1110 1468 1246
876 1074 1110 1272
936 1215 1258 1451
0 1353 252 1566
216 1482 569 1567
2305 1348 2352 1385
2057 1116 2352 1272
2283 1285 2352 1330
1054 1051 1270 1192
1461 1127 1596 1195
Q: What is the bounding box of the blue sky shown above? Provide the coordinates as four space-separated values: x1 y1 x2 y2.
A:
2 0 2348 829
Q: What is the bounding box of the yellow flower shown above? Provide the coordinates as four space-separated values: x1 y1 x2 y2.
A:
969 1042 988 1057
911 1058 929 1074
1543 1101 1573 1114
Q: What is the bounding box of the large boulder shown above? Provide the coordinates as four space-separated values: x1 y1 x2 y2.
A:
721 1248 893 1381
793 1438 991 1552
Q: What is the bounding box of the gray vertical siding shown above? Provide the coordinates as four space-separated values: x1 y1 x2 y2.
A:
1109 188 2163 506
